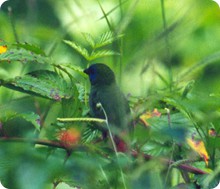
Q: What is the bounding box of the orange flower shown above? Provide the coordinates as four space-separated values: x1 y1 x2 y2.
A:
58 128 80 148
139 108 161 127
0 45 7 54
187 138 209 165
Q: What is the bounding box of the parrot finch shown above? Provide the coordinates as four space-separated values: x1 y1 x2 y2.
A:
84 63 132 152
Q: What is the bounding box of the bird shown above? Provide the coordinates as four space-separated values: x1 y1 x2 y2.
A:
84 63 132 152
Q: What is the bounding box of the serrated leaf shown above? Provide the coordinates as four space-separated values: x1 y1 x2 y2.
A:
89 50 120 61
64 40 90 60
13 42 46 56
95 31 123 49
0 110 17 123
0 111 40 131
76 83 86 102
0 49 49 64
81 33 95 48
17 112 41 131
82 128 99 143
2 70 73 100
55 64 86 77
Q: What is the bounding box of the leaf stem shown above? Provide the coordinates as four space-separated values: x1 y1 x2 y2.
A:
97 102 127 189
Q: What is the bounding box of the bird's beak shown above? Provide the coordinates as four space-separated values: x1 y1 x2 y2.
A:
83 68 89 75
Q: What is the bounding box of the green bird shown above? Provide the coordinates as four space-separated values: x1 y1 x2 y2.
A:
84 63 132 152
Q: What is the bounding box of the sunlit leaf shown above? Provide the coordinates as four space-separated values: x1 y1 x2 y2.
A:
82 33 95 48
89 50 120 61
2 70 73 100
54 64 86 78
0 49 49 64
13 42 46 56
95 31 123 48
64 40 89 60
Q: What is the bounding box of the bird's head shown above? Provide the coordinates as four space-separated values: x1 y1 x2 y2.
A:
84 63 116 86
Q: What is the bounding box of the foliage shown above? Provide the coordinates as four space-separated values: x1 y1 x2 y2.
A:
0 0 220 189
64 31 122 62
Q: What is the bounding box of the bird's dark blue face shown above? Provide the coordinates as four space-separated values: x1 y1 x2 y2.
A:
84 63 116 86
84 65 98 85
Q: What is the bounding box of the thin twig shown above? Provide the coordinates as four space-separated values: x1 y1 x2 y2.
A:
8 7 19 43
0 137 63 148
97 102 127 189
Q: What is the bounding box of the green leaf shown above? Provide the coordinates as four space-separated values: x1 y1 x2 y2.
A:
54 64 86 78
160 126 187 142
95 31 123 49
98 0 128 20
64 40 90 60
179 51 220 80
89 50 120 61
76 83 87 102
81 33 95 48
182 80 195 98
2 70 73 100
0 110 17 123
0 111 40 131
82 127 99 143
13 42 46 56
18 112 41 131
0 49 49 64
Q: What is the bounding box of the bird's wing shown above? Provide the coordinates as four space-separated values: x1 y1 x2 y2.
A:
94 85 130 130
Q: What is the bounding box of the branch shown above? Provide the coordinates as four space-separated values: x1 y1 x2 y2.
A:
0 137 64 148
131 150 207 175
0 137 208 175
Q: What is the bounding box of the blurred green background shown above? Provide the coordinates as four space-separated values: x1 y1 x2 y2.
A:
1 0 220 96
1 0 220 189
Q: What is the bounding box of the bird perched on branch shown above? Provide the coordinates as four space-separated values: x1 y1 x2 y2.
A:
84 63 132 152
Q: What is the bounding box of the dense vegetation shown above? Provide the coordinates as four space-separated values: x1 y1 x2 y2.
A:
0 0 220 188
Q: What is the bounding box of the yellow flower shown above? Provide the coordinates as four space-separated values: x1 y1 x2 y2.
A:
0 45 7 54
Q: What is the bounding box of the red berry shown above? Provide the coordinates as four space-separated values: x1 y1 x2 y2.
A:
59 128 80 148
